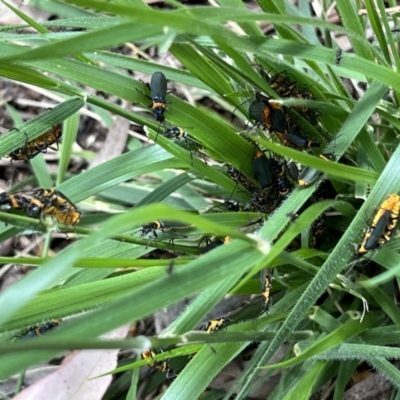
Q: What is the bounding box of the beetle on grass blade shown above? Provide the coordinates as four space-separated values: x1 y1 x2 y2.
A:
137 71 174 141
355 194 400 258
7 123 62 162
141 348 173 377
27 189 81 226
139 220 191 247
335 48 343 65
260 269 273 314
149 71 168 124
248 93 286 133
0 192 31 212
162 126 200 163
253 150 274 189
16 319 61 340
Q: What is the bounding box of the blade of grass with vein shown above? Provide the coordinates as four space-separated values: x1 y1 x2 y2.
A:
0 20 164 64
0 16 120 31
0 61 84 97
310 343 400 361
88 52 210 89
367 358 400 390
255 139 378 184
0 255 173 270
362 283 400 324
135 173 194 207
309 306 342 333
31 58 144 105
1 0 92 64
361 324 400 345
264 313 376 370
30 156 53 188
280 361 326 400
56 146 184 202
334 360 360 400
1 267 166 331
361 251 400 287
57 111 80 185
170 43 233 97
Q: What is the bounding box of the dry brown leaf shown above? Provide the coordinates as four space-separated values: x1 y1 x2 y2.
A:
13 324 130 400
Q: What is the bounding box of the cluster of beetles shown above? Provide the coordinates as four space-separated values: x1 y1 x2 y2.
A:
131 68 400 377
2 66 400 375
